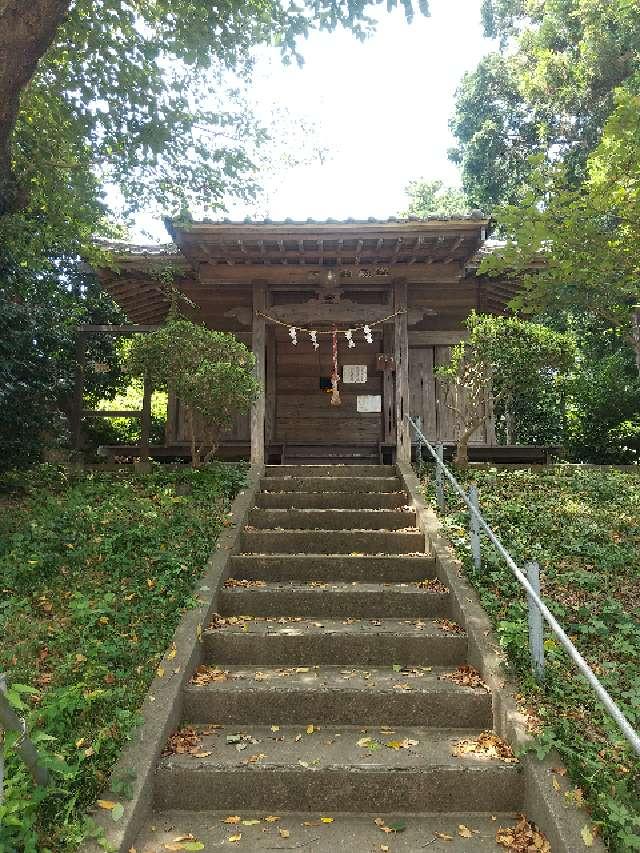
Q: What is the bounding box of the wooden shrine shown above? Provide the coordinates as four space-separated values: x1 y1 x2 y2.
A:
81 217 542 465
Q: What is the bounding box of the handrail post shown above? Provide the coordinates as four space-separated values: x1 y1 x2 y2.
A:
468 484 481 571
415 416 423 471
526 561 545 682
0 675 49 792
435 442 445 512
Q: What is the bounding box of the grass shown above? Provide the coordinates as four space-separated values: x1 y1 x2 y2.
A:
419 464 640 852
0 462 247 853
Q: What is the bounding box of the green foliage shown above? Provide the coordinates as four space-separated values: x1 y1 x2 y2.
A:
453 0 640 210
127 318 259 464
84 381 168 452
435 312 575 462
566 350 640 464
0 462 246 851
420 465 640 851
400 179 470 217
449 53 543 209
480 89 640 365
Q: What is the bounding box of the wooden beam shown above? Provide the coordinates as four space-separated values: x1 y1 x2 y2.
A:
81 410 143 418
409 331 468 346
198 262 465 284
251 281 267 466
394 279 411 462
390 238 404 264
76 324 159 334
444 235 465 263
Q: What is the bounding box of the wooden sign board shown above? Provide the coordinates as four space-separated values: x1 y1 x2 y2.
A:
343 365 367 384
357 395 382 413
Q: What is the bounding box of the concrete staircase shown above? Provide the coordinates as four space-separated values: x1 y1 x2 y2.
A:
135 465 524 851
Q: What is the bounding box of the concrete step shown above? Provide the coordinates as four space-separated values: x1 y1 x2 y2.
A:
154 725 522 812
228 554 437 582
256 491 408 509
248 508 416 531
240 529 424 554
265 464 396 478
203 618 467 666
220 580 450 618
261 476 402 493
135 810 520 852
183 665 492 728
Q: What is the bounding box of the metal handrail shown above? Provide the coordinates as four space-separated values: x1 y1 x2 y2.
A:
408 416 640 758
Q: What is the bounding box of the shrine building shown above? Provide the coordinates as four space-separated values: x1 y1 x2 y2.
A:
79 217 531 465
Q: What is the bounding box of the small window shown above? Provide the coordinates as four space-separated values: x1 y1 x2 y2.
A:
319 376 332 390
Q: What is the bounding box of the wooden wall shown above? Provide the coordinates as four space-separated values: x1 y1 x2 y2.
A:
164 277 496 450
408 342 493 444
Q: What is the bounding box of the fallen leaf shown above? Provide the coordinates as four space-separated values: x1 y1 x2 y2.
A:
279 828 290 838
306 724 315 734
111 803 124 822
264 815 280 822
97 800 117 810
581 825 594 847
436 833 453 841
458 824 473 838
223 816 241 824
242 819 260 826
320 817 334 823
227 834 241 844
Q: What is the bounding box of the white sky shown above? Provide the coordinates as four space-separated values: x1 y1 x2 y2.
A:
136 0 493 240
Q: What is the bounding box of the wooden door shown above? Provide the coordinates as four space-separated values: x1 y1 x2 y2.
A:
275 332 383 446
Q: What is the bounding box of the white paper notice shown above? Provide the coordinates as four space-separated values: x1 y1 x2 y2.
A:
357 395 382 413
343 364 367 384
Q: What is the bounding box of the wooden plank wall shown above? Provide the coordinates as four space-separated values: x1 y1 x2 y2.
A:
409 344 490 444
275 330 383 445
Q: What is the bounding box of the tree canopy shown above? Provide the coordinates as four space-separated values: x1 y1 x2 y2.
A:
0 0 429 217
401 179 470 217
450 0 640 211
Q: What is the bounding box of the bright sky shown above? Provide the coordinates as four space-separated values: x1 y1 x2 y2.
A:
138 0 493 240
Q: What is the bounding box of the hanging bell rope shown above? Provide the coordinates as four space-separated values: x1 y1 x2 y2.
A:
330 328 342 407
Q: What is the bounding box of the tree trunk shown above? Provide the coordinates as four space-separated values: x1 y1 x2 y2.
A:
187 407 200 468
632 310 640 380
0 0 70 214
454 432 471 468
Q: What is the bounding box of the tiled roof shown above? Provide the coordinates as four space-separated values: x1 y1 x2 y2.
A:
169 213 487 226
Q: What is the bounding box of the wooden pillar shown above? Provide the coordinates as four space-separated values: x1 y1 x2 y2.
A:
251 281 267 466
265 327 277 447
382 323 395 444
140 370 152 463
71 332 86 458
394 279 411 463
165 381 177 446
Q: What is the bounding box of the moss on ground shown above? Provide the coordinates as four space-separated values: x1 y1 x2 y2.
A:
0 463 246 852
420 465 640 852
